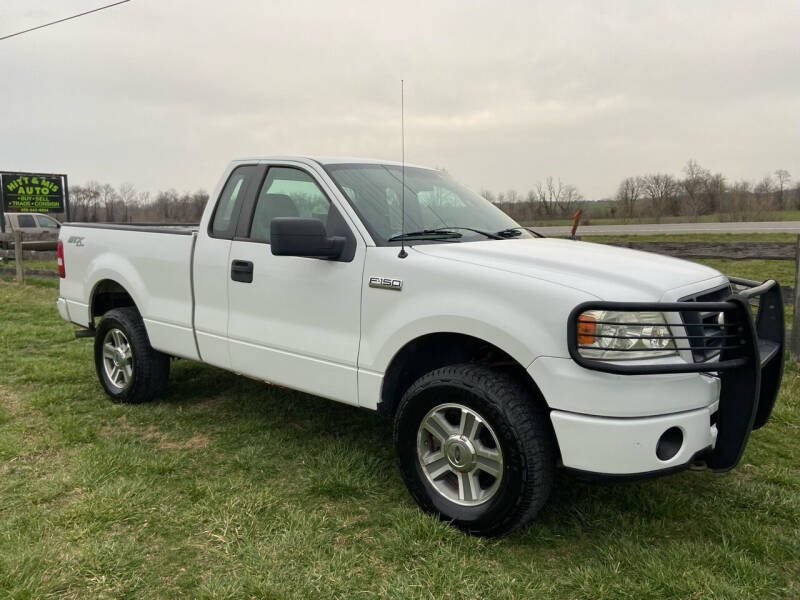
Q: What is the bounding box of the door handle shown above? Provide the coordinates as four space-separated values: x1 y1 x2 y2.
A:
230 259 254 283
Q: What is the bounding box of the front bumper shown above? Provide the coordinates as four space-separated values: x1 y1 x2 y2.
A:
562 277 784 474
551 403 718 475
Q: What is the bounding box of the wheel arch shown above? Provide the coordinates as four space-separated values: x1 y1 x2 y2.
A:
378 332 548 417
90 278 139 324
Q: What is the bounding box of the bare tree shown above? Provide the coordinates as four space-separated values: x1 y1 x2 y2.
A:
681 159 712 217
615 176 642 218
642 173 678 221
558 184 583 216
533 177 564 217
480 189 496 204
154 189 179 220
182 190 209 221
754 174 775 212
794 181 800 211
702 172 726 216
728 180 752 220
775 169 791 210
118 182 140 223
99 183 119 222
78 181 102 222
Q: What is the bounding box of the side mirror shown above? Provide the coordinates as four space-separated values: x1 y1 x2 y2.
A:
270 217 345 259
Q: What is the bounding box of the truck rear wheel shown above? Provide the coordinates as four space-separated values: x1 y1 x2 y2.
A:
94 307 169 404
393 364 555 537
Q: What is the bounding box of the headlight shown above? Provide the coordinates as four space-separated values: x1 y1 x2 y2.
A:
576 310 677 360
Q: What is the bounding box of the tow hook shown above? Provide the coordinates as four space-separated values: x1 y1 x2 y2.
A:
689 458 708 471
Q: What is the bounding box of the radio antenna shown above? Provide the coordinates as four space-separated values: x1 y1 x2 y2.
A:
398 79 408 259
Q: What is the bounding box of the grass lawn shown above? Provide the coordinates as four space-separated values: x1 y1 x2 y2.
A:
0 258 58 274
0 274 798 599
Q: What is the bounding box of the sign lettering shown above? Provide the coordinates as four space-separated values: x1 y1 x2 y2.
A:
1 173 65 213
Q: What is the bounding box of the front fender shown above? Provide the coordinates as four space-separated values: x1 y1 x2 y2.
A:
358 246 597 375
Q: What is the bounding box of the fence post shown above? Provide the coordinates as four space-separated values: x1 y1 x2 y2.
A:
13 230 23 284
791 234 800 359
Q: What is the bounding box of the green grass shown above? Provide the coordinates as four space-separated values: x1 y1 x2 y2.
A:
0 278 798 599
0 258 57 272
693 258 794 287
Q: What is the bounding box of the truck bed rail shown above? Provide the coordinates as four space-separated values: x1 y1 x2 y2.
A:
63 222 199 235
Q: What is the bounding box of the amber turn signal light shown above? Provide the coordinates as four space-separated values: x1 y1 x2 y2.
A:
577 314 596 345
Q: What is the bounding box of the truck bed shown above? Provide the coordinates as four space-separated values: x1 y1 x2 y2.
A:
59 222 200 361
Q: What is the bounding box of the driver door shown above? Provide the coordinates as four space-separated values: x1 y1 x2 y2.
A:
226 163 365 405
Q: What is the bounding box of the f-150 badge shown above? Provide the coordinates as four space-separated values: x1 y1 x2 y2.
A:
369 277 402 291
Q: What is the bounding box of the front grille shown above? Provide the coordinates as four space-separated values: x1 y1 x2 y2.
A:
680 284 734 362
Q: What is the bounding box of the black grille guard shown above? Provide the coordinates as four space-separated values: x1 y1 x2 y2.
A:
567 277 785 472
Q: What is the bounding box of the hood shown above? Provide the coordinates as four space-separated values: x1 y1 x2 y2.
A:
413 238 726 301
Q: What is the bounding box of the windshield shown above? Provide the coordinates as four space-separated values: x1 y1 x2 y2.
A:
324 164 532 244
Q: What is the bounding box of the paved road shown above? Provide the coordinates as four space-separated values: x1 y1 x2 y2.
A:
534 221 800 236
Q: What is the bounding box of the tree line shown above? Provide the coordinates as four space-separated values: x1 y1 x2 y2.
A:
64 160 798 226
68 182 209 223
487 160 798 223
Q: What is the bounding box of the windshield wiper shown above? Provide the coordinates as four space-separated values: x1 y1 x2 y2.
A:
393 226 504 240
438 226 504 240
388 229 463 242
496 226 545 238
388 227 506 242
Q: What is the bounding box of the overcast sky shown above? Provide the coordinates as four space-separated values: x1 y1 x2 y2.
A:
1 0 798 199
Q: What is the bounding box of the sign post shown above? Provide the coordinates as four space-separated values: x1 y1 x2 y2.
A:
0 178 4 234
63 174 71 222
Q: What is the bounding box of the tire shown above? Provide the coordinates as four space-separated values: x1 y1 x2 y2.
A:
394 364 555 537
94 307 170 404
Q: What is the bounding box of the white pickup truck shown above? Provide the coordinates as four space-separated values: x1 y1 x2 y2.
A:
56 157 785 536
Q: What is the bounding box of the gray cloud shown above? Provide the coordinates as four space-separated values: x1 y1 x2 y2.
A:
1 0 798 198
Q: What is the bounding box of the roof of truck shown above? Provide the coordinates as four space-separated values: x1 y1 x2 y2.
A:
233 156 436 170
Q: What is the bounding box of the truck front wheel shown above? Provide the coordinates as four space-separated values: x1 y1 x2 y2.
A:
94 307 169 404
393 364 555 536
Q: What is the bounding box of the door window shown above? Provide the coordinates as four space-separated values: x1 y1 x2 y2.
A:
210 166 257 239
36 215 60 228
249 167 331 243
16 214 36 228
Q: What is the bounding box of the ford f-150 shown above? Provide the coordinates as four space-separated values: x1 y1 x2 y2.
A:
56 157 785 536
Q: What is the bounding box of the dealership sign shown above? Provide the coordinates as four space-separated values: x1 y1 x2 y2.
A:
1 172 66 213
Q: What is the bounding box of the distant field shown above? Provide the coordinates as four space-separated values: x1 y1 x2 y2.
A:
524 210 800 228
579 234 797 285
583 233 798 243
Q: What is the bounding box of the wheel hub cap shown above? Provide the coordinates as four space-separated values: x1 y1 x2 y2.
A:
112 348 125 368
443 435 477 472
102 328 133 390
416 403 504 506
